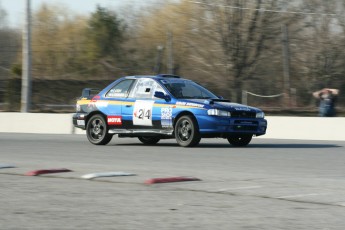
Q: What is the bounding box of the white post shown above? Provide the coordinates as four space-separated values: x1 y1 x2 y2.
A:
21 0 32 112
242 90 247 105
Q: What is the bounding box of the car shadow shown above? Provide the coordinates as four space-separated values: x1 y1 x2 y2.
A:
110 142 342 149
193 143 342 149
247 143 342 149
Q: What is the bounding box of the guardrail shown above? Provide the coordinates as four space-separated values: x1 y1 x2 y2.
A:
0 113 344 141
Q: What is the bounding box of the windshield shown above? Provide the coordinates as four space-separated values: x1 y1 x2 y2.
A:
159 79 219 99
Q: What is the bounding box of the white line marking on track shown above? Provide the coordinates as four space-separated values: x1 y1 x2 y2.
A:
336 202 345 206
81 172 136 179
0 164 16 169
276 193 329 199
217 186 262 192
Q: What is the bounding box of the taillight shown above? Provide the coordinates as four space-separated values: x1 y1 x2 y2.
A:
91 95 100 102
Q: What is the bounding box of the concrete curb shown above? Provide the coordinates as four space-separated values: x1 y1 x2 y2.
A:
263 116 345 141
25 168 72 176
0 113 344 141
0 112 74 134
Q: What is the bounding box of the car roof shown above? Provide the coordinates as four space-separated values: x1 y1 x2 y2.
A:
123 74 184 80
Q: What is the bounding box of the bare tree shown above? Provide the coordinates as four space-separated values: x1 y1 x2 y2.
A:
185 0 285 102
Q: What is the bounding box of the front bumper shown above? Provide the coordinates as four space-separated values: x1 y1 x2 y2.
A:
196 115 267 136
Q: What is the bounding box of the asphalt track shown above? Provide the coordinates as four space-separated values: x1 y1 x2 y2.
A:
1 133 345 230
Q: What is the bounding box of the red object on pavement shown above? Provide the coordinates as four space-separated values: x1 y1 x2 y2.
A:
145 176 201 184
25 168 72 176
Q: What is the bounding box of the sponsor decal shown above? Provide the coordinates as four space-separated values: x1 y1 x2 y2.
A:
107 116 122 125
234 107 251 111
77 120 85 126
176 101 204 108
107 88 127 97
133 100 154 126
161 107 172 128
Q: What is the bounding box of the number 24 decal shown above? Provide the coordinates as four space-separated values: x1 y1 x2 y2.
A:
138 109 151 119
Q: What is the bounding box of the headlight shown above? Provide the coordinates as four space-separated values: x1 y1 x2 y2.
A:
256 111 265 118
207 109 231 117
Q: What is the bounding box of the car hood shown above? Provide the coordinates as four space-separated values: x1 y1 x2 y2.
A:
177 99 261 112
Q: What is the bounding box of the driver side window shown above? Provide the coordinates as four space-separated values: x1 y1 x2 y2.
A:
129 78 165 99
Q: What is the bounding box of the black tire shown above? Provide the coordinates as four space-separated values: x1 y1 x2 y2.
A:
174 115 201 147
227 135 252 147
138 136 160 145
86 114 113 145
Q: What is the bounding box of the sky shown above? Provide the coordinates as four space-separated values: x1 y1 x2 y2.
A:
0 0 156 27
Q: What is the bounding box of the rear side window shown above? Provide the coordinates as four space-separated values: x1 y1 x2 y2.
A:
106 79 134 98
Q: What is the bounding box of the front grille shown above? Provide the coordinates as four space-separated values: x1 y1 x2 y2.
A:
231 111 256 118
233 125 258 131
234 120 258 125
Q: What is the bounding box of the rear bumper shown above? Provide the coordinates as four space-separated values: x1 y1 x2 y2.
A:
73 113 87 130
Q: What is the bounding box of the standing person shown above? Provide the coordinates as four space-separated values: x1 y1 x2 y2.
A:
312 88 339 117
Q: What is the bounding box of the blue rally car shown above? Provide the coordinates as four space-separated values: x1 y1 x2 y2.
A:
73 74 267 147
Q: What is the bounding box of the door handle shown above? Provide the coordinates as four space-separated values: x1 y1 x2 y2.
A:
125 104 132 107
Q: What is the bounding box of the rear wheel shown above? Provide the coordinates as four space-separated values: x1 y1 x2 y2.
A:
227 135 252 147
175 115 201 147
138 136 160 145
86 114 112 145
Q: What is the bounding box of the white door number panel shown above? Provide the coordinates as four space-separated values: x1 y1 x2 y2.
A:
133 100 154 126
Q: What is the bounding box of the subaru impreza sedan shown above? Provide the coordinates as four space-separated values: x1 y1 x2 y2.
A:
73 74 267 147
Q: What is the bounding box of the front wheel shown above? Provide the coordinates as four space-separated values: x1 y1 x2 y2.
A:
138 136 160 145
175 115 201 147
86 114 113 145
227 135 252 147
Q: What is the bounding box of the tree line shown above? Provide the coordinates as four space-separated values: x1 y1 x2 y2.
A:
0 0 344 111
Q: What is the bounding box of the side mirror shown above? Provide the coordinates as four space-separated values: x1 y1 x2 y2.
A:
154 91 171 101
